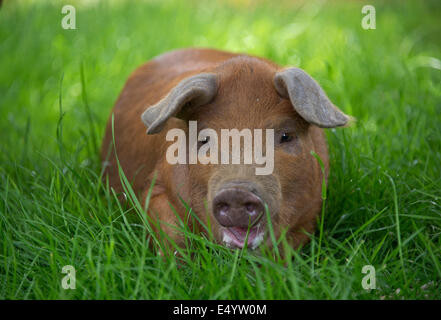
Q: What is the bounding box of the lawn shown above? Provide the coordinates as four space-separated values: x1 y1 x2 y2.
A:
0 0 440 299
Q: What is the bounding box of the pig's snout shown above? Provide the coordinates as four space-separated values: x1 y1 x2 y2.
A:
212 187 264 228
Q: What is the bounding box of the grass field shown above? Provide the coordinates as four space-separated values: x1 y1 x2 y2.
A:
0 0 440 299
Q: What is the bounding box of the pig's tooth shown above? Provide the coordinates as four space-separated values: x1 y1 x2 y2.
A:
222 231 234 246
250 232 264 249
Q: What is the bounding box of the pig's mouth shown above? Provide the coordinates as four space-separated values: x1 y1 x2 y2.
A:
221 224 265 249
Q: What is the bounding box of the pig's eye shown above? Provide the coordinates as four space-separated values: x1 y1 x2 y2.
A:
280 133 294 143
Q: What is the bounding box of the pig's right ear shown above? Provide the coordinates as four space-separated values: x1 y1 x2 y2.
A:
141 73 217 134
274 68 351 128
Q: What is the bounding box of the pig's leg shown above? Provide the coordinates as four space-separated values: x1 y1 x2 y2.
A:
146 193 186 252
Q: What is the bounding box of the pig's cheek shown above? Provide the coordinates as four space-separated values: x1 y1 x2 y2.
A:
205 218 221 243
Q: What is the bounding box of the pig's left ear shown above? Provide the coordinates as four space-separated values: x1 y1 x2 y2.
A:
274 68 351 128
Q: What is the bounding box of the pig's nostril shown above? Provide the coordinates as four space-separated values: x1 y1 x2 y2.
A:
217 203 230 215
245 203 257 215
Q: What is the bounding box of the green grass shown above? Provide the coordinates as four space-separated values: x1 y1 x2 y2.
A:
1 0 440 299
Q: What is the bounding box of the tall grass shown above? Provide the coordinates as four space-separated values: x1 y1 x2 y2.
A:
0 0 440 299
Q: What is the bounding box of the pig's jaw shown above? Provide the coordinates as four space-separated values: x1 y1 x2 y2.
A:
221 225 264 249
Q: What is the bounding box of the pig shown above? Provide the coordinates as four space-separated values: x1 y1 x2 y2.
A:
101 48 351 251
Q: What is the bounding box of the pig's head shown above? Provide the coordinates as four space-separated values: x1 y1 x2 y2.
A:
141 57 350 250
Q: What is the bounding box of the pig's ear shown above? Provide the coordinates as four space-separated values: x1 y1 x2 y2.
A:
274 68 350 128
141 73 217 134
